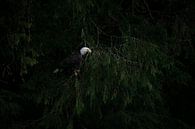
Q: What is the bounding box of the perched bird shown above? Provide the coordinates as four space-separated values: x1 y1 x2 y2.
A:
53 47 92 76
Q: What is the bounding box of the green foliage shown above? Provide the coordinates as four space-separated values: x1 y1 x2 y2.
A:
0 0 38 80
0 0 195 129
19 39 191 129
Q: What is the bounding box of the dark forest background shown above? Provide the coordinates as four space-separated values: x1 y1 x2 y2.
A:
0 0 195 129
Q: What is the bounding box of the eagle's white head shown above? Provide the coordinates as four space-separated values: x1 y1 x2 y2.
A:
80 47 92 56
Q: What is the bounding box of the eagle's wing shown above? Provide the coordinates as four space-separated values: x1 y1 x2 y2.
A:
64 54 82 67
53 53 82 74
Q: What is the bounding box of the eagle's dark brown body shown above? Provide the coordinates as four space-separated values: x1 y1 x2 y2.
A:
60 53 82 75
53 47 91 75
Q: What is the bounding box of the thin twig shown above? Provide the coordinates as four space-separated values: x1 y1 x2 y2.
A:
142 0 154 21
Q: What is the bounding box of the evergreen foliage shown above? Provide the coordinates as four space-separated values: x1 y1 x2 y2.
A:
0 0 195 129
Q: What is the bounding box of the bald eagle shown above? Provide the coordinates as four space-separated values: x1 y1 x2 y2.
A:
53 47 92 75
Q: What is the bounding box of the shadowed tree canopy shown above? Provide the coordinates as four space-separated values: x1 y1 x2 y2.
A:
0 0 195 129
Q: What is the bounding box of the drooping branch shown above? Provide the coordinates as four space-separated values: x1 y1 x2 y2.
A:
142 0 154 21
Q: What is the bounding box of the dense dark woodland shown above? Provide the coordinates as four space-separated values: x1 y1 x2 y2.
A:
0 0 195 129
